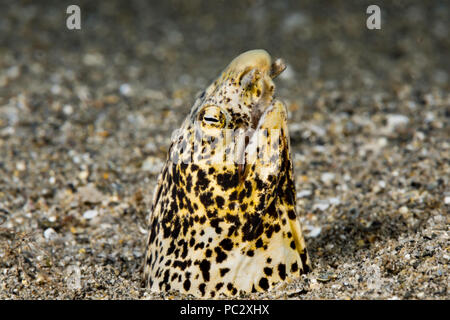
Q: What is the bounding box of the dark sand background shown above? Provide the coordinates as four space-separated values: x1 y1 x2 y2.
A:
0 0 448 299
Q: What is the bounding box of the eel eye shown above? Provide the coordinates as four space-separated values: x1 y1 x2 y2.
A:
198 106 227 129
203 116 219 124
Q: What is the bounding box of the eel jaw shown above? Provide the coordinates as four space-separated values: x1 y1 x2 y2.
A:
241 99 289 184
230 50 288 182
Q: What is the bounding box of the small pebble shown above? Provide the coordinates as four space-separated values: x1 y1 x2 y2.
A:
16 161 26 171
305 226 322 238
142 156 164 174
297 190 312 198
313 201 330 211
83 209 98 220
44 228 58 241
119 83 133 96
328 197 340 205
317 272 337 282
63 104 74 115
399 206 409 214
321 172 335 184
386 114 409 130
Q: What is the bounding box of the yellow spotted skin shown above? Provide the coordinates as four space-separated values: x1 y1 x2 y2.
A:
143 50 311 298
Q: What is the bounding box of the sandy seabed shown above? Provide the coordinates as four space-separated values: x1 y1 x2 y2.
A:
0 1 448 299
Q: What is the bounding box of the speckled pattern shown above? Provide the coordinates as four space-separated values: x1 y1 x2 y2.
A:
0 1 448 299
143 50 310 297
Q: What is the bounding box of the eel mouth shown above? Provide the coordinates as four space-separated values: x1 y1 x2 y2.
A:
231 51 288 181
249 56 286 129
225 49 286 129
238 99 289 183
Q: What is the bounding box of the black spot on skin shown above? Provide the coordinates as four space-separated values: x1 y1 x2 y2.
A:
300 249 310 273
263 267 273 276
194 242 205 250
225 213 240 226
220 268 230 277
198 259 211 282
245 181 253 198
247 250 254 257
219 238 233 251
210 217 223 234
172 166 180 186
196 169 209 190
227 283 233 291
186 174 193 193
215 196 225 208
291 262 298 273
227 225 237 237
284 182 295 206
274 224 281 233
217 172 239 190
259 277 269 290
167 240 176 255
180 239 189 258
238 189 246 202
278 264 286 280
256 194 266 211
200 192 214 208
208 167 215 174
255 238 263 248
216 282 224 290
199 283 206 296
288 209 296 220
206 249 212 257
229 190 238 201
240 203 248 212
206 209 215 218
255 176 265 190
214 246 228 263
148 218 158 245
163 270 170 284
266 200 278 218
267 257 272 264
265 225 274 239
199 216 206 224
232 288 237 295
290 240 296 249
242 213 264 242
